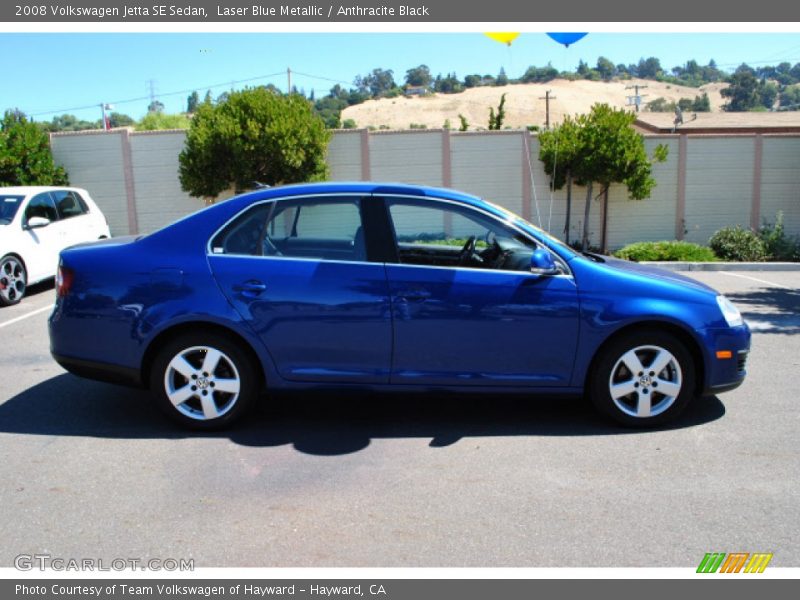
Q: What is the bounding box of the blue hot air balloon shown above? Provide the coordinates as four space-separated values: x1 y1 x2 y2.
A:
546 33 588 48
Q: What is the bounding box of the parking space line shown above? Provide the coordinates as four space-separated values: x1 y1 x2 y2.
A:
0 304 54 329
720 272 794 290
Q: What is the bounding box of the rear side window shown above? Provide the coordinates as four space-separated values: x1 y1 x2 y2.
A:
52 190 88 219
0 195 23 224
210 196 366 262
24 192 59 223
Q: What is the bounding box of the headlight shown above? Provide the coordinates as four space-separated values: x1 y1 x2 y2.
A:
716 295 743 327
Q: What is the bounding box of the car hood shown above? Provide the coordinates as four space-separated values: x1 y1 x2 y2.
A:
596 256 718 295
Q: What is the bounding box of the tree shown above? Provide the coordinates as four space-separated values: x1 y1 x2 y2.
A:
538 115 583 244
574 104 668 250
108 112 136 128
636 57 662 79
692 93 711 112
179 87 330 199
596 57 615 81
463 74 482 88
496 67 509 86
355 68 396 97
0 110 68 186
136 112 191 131
405 64 433 88
458 114 469 131
488 94 507 130
521 64 558 83
147 100 165 113
434 72 463 94
721 65 761 111
40 113 100 132
187 91 200 113
539 105 668 250
779 85 800 110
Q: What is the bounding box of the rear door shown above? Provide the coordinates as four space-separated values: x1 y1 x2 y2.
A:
208 195 392 384
51 189 99 246
19 192 65 282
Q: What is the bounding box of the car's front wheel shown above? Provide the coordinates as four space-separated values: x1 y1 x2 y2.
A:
590 330 696 427
150 333 258 430
0 255 27 306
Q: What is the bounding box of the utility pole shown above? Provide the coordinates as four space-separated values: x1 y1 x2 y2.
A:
287 67 292 94
539 90 556 129
99 103 113 130
625 83 648 112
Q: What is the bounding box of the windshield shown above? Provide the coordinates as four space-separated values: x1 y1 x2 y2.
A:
481 198 578 258
0 195 24 224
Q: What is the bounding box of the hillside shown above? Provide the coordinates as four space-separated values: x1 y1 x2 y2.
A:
341 79 729 130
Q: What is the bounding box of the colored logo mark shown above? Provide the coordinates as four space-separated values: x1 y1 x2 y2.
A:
697 552 773 573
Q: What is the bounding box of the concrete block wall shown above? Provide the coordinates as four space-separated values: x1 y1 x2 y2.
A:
50 128 800 250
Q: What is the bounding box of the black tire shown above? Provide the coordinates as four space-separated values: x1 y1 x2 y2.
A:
589 329 696 427
150 332 259 430
0 254 27 307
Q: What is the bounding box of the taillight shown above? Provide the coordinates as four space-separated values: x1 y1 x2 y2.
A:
56 265 74 297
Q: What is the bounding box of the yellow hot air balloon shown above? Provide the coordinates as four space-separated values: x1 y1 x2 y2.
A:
484 32 520 47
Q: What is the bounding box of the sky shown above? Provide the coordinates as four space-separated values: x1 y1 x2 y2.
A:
3 32 800 122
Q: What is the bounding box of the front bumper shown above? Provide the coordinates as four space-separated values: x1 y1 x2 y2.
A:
698 323 751 396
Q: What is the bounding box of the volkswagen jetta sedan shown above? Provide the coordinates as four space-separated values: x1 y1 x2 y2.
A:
48 183 750 429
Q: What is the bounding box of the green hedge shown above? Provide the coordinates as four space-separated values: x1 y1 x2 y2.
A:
614 240 717 262
708 226 768 262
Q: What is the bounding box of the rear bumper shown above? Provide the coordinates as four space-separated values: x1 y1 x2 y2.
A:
52 352 143 388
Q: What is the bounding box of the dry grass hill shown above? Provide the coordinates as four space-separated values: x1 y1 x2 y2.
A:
341 79 729 130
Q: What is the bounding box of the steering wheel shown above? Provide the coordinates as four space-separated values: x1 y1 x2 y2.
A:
458 235 478 265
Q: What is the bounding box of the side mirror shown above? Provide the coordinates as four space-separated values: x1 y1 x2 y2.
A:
530 248 559 276
27 216 51 229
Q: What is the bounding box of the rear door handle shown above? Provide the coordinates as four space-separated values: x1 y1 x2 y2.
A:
232 280 267 297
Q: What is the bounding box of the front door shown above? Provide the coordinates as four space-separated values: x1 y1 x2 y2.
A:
383 196 580 387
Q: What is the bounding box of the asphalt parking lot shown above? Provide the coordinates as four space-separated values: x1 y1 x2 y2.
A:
1 271 798 568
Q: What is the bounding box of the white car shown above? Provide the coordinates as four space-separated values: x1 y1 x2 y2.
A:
0 186 111 306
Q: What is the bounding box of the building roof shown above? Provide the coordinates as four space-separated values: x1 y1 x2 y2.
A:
635 111 800 134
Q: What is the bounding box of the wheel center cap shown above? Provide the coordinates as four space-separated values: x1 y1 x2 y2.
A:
196 377 210 390
639 375 652 387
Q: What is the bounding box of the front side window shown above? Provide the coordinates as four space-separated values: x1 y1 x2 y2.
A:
387 198 538 272
52 190 88 220
24 192 59 224
211 196 366 262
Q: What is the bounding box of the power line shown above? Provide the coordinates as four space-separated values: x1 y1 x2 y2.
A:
26 70 286 118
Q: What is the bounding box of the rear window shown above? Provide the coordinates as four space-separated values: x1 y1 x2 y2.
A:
0 195 23 224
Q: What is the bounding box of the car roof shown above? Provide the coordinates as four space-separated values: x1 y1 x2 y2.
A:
235 181 488 210
0 186 88 196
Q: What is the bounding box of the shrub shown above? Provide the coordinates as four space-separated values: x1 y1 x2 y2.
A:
708 226 768 261
759 212 800 261
614 240 717 262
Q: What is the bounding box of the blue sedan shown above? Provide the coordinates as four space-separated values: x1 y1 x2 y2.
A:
48 182 750 429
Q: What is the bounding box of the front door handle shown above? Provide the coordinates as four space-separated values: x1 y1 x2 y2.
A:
232 280 267 297
398 289 431 302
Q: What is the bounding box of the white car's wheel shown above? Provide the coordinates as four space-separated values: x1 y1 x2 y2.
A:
0 255 26 306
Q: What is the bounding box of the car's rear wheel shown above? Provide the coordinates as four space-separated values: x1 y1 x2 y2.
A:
0 255 26 306
590 330 696 427
150 333 258 430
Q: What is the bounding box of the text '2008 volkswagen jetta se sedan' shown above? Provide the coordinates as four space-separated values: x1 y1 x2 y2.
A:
49 182 750 430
